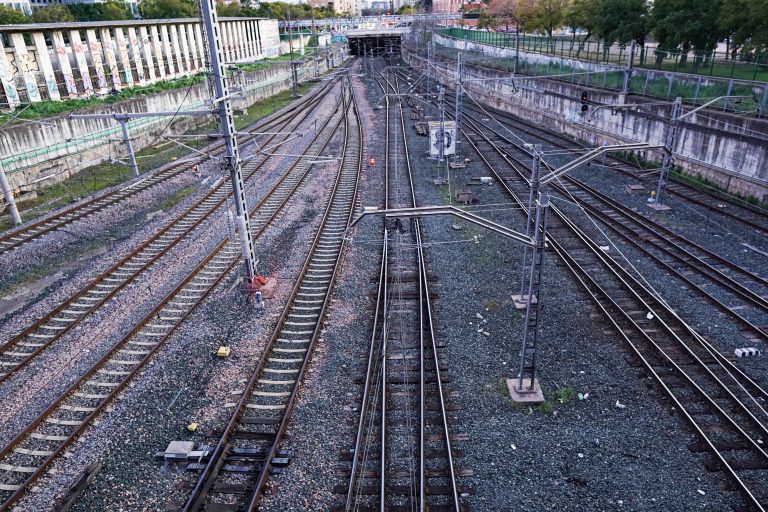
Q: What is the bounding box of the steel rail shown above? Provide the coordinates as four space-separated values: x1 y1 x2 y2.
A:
0 77 344 387
0 79 335 253
0 78 352 512
456 102 768 509
454 95 768 237
182 68 363 512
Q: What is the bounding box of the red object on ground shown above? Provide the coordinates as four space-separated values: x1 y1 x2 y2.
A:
255 274 267 286
369 158 376 167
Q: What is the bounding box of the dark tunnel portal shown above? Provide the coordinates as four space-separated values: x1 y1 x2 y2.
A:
349 35 402 56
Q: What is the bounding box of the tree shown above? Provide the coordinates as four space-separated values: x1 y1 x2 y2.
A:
594 0 650 60
31 5 76 23
68 1 133 21
217 0 242 16
565 0 599 51
719 0 767 57
138 0 197 19
477 10 497 28
0 5 30 24
652 0 722 64
397 4 415 13
529 0 569 42
489 0 535 32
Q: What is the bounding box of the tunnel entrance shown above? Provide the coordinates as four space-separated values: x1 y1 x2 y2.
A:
348 35 402 56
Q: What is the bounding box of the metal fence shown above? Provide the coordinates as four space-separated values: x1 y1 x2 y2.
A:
432 33 768 117
440 28 768 82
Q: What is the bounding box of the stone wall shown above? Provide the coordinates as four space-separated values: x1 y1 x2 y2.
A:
0 47 347 191
405 47 768 201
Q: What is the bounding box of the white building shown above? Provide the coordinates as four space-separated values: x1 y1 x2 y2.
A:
0 0 32 14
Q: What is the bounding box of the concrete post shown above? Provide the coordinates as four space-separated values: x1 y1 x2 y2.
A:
169 24 186 76
151 26 168 78
238 22 248 60
85 29 109 93
113 28 135 86
10 34 42 102
99 29 123 90
51 31 78 98
0 165 21 226
31 32 61 101
0 37 21 107
126 27 146 85
139 26 156 82
185 23 199 70
177 24 192 74
160 25 176 77
221 22 232 62
759 83 768 118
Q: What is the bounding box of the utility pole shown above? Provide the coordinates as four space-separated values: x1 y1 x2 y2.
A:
514 193 549 400
452 52 464 167
287 9 300 98
651 96 681 210
515 144 541 308
426 40 433 95
438 85 445 164
200 0 258 284
116 116 140 178
0 164 21 226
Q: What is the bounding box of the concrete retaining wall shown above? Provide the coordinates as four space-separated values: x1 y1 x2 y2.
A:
1 47 347 191
406 46 768 201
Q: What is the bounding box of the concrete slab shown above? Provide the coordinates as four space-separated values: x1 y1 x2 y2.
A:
647 202 672 211
164 440 194 461
511 294 537 310
507 378 544 403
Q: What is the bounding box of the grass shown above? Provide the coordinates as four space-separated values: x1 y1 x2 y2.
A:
3 75 205 123
0 78 321 233
160 184 197 210
441 29 768 82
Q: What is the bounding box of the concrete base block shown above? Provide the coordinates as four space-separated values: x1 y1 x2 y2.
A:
507 378 544 403
511 294 537 310
449 162 467 169
647 202 672 211
433 177 448 185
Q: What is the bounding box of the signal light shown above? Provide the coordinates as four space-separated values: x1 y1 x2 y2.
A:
580 91 589 113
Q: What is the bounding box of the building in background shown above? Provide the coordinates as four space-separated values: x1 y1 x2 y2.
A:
0 0 32 14
432 0 459 13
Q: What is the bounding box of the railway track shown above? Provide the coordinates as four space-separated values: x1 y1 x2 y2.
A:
461 115 768 348
344 59 464 512
178 69 362 512
0 75 344 388
0 73 331 254
0 72 353 512
457 96 768 237
452 96 768 509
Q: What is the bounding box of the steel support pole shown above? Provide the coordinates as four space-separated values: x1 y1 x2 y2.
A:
453 52 463 165
0 164 21 226
519 145 541 298
438 85 445 163
654 96 681 208
426 41 432 94
517 194 549 392
117 117 140 178
200 0 258 283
